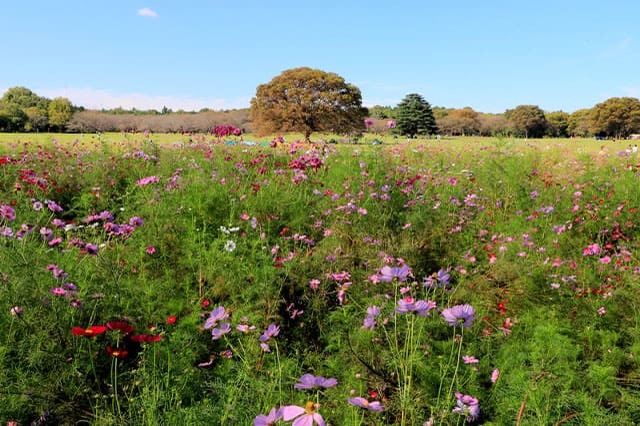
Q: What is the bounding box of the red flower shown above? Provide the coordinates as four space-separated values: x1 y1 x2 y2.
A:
106 321 135 335
71 325 107 337
106 345 128 359
200 298 211 308
130 334 162 343
166 315 177 325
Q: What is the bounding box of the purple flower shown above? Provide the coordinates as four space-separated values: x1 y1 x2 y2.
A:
424 268 452 288
136 176 160 186
0 226 13 237
260 323 280 342
211 322 231 340
45 200 63 212
51 287 67 296
294 373 338 390
441 304 476 327
452 392 480 422
129 216 144 227
281 403 325 426
348 397 384 412
362 305 380 330
396 297 436 316
253 407 282 426
378 264 412 282
259 323 280 352
46 264 68 280
40 227 54 241
236 324 256 333
84 243 99 255
204 306 229 330
365 118 374 128
51 218 66 228
386 119 396 129
0 204 16 221
10 306 23 317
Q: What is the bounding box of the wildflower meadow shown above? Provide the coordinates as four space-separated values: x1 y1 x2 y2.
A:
1 132 640 425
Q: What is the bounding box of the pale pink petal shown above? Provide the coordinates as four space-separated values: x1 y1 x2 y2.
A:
281 405 305 421
292 414 313 426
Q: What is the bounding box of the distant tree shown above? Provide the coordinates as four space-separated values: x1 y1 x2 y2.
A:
437 107 481 136
368 105 395 119
395 93 437 137
0 104 28 131
545 111 570 137
24 106 49 132
589 97 640 139
567 109 592 137
0 86 50 131
477 113 509 136
505 105 547 138
432 106 452 120
1 86 48 110
48 97 73 131
250 67 367 141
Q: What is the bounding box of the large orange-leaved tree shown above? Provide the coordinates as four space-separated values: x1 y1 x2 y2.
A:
250 67 367 142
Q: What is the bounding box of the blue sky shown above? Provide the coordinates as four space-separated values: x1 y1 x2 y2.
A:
1 1 638 113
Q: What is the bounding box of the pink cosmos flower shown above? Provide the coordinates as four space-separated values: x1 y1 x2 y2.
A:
281 402 325 426
491 369 500 383
254 407 282 426
462 355 480 364
348 396 384 412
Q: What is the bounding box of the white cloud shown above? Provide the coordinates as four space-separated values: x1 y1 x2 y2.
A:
137 7 158 18
38 87 251 111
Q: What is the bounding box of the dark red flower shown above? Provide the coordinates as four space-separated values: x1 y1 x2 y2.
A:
130 334 162 343
106 321 135 335
71 325 107 337
106 345 128 359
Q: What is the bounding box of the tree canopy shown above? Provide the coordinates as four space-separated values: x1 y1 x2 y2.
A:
437 108 481 136
505 105 547 138
250 67 368 141
545 111 570 138
395 93 437 137
590 97 640 139
48 97 74 131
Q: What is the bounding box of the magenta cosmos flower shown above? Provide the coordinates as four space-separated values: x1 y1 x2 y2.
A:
441 304 476 327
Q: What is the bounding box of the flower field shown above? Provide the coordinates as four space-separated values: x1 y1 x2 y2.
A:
1 133 640 425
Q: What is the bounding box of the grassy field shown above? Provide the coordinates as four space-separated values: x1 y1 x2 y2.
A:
1 132 639 425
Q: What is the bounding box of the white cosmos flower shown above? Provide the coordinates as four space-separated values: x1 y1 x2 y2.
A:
224 240 236 252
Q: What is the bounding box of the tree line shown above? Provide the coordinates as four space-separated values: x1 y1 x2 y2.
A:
370 98 640 139
0 87 252 134
2 70 640 139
